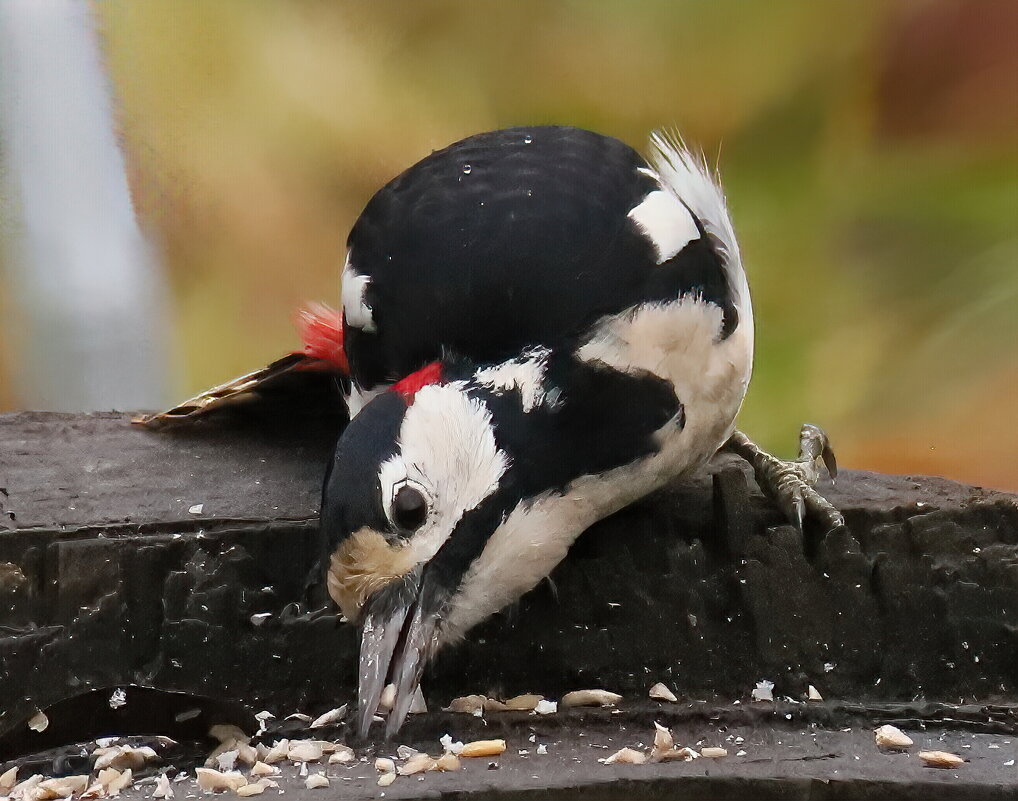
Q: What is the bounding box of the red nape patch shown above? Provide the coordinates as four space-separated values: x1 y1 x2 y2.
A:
391 362 444 404
296 303 348 373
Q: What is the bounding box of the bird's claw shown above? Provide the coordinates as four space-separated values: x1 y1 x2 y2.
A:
725 425 845 535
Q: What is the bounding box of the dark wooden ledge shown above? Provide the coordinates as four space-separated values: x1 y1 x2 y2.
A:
1 411 1017 771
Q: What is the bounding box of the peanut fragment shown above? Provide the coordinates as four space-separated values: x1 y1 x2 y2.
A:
701 747 728 759
377 772 396 787
603 747 646 765
874 725 913 750
460 739 507 758
648 683 677 702
561 689 622 708
918 750 965 769
304 774 329 789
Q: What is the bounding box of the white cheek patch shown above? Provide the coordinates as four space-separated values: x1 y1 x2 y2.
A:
473 347 555 412
378 383 509 566
627 189 700 265
341 252 376 333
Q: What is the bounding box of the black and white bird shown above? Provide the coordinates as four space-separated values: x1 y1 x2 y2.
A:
141 125 840 739
316 126 839 738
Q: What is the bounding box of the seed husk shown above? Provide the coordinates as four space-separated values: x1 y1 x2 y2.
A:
460 739 507 758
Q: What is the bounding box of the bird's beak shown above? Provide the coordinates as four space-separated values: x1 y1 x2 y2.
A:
356 568 442 739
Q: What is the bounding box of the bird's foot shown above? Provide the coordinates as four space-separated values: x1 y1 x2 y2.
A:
724 424 844 533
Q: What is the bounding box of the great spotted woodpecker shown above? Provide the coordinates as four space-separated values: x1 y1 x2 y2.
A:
138 126 841 739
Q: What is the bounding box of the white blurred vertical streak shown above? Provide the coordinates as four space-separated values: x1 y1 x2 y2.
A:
0 0 172 411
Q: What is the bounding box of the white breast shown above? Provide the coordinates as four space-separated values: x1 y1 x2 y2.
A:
442 293 754 644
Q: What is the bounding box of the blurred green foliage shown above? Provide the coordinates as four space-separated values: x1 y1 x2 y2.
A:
4 1 1016 489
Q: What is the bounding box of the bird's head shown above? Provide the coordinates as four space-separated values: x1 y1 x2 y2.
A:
321 345 680 739
320 360 520 739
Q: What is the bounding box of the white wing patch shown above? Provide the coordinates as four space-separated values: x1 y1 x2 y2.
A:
341 251 376 333
473 347 555 412
378 383 509 566
627 190 699 264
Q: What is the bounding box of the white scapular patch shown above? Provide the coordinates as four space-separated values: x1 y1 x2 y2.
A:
444 136 756 643
473 347 554 412
627 189 700 264
378 383 509 567
341 251 376 332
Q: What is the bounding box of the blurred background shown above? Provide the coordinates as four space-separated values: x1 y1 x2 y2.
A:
0 1 1015 489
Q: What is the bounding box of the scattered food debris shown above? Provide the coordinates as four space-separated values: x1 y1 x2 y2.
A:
649 682 678 702
188 504 204 515
603 747 646 765
874 725 913 750
99 767 134 796
304 774 329 790
536 744 548 755
250 762 278 778
446 694 487 715
409 686 428 714
701 747 728 759
378 684 397 712
561 690 622 708
152 773 174 799
651 722 699 762
27 710 48 733
236 783 265 797
109 689 127 709
309 706 347 728
0 767 17 792
398 755 434 776
460 739 507 758
918 750 965 769
396 745 419 760
807 685 823 702
286 740 323 763
534 699 558 715
499 694 545 711
375 758 396 774
195 768 245 793
283 713 312 724
327 746 354 764
440 734 465 755
751 680 775 702
94 745 159 771
377 772 396 788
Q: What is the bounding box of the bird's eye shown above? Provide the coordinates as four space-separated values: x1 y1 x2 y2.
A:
392 485 428 531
